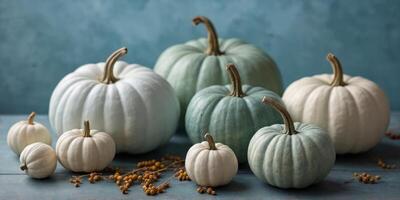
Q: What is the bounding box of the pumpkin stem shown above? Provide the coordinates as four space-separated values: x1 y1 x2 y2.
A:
262 96 298 135
20 164 27 171
204 133 217 150
327 53 346 86
102 47 128 84
226 64 245 97
192 16 223 56
82 120 91 137
27 112 36 125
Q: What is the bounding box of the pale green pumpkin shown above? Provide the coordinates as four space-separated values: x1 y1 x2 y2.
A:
248 97 336 189
185 64 282 163
155 16 283 127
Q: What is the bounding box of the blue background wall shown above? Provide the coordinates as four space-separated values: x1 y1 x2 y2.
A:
0 0 399 113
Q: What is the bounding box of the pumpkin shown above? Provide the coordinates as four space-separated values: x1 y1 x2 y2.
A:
7 112 51 155
155 16 283 127
20 142 57 179
282 53 390 154
185 133 238 187
56 120 116 172
248 97 335 189
49 47 180 154
185 63 282 162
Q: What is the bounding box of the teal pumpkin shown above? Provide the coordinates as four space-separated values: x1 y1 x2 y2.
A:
185 64 282 163
155 16 283 127
248 97 335 189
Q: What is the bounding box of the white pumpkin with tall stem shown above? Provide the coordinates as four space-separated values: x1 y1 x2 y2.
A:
49 47 180 154
185 133 238 187
56 120 116 172
7 112 51 155
282 53 390 154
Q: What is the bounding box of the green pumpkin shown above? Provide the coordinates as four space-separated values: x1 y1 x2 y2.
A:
155 16 283 127
185 64 282 163
248 97 336 189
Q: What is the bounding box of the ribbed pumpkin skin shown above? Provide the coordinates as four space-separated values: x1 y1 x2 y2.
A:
7 120 51 155
248 122 335 188
155 38 283 126
185 141 238 187
185 85 282 162
20 142 57 179
282 74 390 154
49 61 180 154
56 129 116 172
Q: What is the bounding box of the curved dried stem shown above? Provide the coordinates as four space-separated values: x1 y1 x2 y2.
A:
226 64 245 97
262 97 298 135
27 112 36 125
102 47 128 84
192 16 223 55
327 53 346 86
204 133 217 150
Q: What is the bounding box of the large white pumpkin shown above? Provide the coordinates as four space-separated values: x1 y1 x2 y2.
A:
56 121 116 172
282 53 390 154
49 47 180 154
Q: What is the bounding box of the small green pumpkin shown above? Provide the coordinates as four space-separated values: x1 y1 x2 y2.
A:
155 16 283 127
248 97 335 189
185 64 282 163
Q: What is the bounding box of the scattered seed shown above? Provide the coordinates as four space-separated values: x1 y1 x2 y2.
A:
377 158 397 169
384 131 400 140
68 155 187 196
353 172 381 184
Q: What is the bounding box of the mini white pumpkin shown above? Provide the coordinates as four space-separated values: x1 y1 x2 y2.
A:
49 47 180 154
20 142 57 179
7 112 51 155
185 133 238 187
282 53 390 154
56 120 116 172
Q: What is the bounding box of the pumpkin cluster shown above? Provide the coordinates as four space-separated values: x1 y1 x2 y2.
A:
49 47 180 154
9 114 116 179
7 15 390 193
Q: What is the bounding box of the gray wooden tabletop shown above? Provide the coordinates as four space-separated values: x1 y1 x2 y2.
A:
0 114 399 200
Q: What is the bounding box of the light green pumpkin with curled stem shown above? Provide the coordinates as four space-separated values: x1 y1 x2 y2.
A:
155 16 283 128
248 97 336 189
185 64 282 163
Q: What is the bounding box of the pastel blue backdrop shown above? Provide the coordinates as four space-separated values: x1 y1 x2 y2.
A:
0 0 399 113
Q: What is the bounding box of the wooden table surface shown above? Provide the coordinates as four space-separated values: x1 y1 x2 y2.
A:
0 114 399 200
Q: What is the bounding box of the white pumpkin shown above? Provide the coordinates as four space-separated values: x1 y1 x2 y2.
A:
56 120 116 172
49 47 180 154
20 142 57 179
7 112 51 155
282 53 390 154
185 133 238 187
